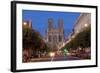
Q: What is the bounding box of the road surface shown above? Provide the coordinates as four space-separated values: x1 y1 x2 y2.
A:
30 56 81 62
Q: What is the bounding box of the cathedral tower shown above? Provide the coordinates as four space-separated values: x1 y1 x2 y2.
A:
58 18 63 32
48 18 53 31
58 18 64 42
45 18 64 51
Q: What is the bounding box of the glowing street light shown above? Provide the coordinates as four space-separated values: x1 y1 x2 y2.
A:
49 52 55 61
49 52 55 57
23 22 27 26
84 23 88 27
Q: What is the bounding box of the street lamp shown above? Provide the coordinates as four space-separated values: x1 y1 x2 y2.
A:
49 52 55 57
23 22 27 26
84 23 88 27
49 52 55 61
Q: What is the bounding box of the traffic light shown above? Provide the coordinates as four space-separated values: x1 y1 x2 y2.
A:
63 48 68 56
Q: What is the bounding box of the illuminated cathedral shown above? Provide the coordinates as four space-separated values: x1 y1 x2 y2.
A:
44 18 64 51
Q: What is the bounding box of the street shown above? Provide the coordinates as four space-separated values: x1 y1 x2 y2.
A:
30 55 80 62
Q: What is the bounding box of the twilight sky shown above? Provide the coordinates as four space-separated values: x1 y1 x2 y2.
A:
22 10 80 39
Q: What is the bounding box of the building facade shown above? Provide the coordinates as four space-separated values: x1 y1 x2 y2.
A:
73 13 91 34
44 18 64 51
66 13 91 43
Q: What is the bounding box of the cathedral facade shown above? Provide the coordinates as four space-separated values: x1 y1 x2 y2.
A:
44 18 64 51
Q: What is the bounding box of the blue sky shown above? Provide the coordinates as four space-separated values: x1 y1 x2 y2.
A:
22 10 80 39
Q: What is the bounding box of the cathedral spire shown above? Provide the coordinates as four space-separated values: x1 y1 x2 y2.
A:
58 18 63 31
48 18 53 30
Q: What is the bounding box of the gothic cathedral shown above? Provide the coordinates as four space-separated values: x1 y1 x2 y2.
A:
44 18 64 51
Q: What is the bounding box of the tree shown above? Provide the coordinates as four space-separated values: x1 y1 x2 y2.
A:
23 26 50 58
62 26 91 50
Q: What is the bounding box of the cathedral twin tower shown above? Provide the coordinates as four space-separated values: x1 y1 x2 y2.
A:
45 18 64 51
